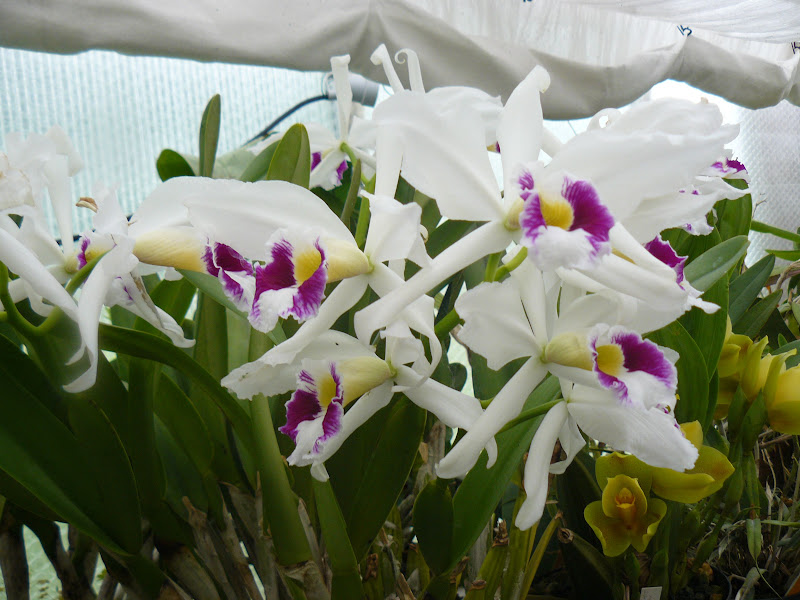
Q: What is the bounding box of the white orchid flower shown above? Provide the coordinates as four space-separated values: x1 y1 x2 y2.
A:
436 257 697 529
250 55 376 190
354 63 738 344
223 322 491 481
0 127 85 321
66 184 196 392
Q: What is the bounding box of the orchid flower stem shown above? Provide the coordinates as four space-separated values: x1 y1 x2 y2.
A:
341 143 372 187
340 158 361 225
0 262 39 338
484 252 502 281
493 246 528 281
434 308 463 339
497 399 564 435
354 195 371 250
750 220 800 244
250 394 314 566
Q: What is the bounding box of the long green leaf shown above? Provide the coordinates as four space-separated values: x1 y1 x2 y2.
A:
449 376 561 571
729 254 774 326
266 123 311 188
239 140 280 182
199 94 221 177
714 181 752 241
650 321 709 426
97 324 254 455
413 478 454 574
156 149 195 182
680 275 728 379
0 336 136 554
735 290 782 338
684 235 749 291
327 397 426 559
313 479 364 599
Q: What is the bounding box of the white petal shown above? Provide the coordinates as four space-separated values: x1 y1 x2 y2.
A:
42 155 74 255
372 91 503 222
516 401 568 531
425 86 503 147
331 55 353 141
455 281 538 370
222 279 369 398
568 385 698 471
497 65 549 194
64 240 138 393
0 227 78 321
355 221 510 345
549 414 584 475
437 358 547 479
364 194 425 264
183 179 355 259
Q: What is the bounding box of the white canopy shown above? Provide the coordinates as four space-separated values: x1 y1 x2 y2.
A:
2 1 800 117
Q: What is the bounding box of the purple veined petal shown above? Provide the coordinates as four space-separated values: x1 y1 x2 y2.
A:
335 160 348 184
644 236 686 286
519 170 614 270
76 236 90 269
311 152 322 171
250 231 328 332
203 242 255 311
279 361 344 456
708 158 747 179
589 325 677 408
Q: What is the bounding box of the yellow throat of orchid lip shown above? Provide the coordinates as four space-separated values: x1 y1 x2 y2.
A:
595 344 625 377
293 246 323 285
317 371 339 408
614 487 638 526
539 193 574 230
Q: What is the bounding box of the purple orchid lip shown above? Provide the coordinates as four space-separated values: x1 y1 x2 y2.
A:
249 233 328 331
644 236 686 286
590 327 677 406
311 152 322 171
76 236 90 269
710 158 746 178
203 242 254 311
335 160 348 184
279 362 344 453
518 169 614 269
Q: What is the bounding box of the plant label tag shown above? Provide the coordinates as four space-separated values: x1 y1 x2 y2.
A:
640 588 663 600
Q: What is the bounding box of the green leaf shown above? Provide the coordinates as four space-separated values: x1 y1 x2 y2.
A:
266 123 311 188
746 518 762 560
179 269 247 318
313 479 363 599
766 248 800 261
198 94 221 177
680 275 728 379
649 321 709 427
449 376 561 571
156 149 195 181
427 220 476 259
684 235 749 291
66 398 143 553
413 478 454 574
327 397 426 559
751 220 800 244
555 452 602 548
714 180 752 241
559 530 615 599
734 290 782 339
729 254 775 326
0 336 138 554
239 140 280 182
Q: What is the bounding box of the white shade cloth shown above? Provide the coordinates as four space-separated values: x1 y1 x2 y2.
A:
2 1 800 118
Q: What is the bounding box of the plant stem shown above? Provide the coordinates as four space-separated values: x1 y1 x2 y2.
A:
340 159 362 225
250 395 314 566
354 195 371 250
492 247 528 281
497 399 563 434
434 308 463 339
